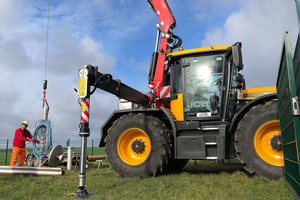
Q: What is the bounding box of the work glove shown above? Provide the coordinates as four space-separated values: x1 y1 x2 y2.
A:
29 139 39 143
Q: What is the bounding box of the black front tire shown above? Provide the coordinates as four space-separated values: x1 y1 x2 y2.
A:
105 113 171 178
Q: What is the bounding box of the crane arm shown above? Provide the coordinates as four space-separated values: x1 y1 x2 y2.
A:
147 0 180 89
147 0 176 35
78 65 150 108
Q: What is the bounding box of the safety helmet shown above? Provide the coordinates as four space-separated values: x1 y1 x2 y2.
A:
22 121 28 127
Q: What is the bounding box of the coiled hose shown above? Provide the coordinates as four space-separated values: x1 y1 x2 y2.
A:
32 120 52 160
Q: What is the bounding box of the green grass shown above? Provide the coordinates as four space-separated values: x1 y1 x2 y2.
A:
0 160 293 200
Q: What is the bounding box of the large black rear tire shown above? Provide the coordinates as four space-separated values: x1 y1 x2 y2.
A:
235 101 284 180
105 113 171 177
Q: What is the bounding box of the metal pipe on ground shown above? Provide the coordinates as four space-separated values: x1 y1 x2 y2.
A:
87 155 106 162
0 166 64 176
76 156 81 162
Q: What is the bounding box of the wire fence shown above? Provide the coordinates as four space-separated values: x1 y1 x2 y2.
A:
0 139 104 165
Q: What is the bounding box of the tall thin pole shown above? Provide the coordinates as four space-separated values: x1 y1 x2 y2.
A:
91 140 94 156
45 0 50 81
5 139 8 165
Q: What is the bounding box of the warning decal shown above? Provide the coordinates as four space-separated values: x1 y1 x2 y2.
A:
78 78 87 98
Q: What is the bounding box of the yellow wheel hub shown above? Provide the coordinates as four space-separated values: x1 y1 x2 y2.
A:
254 120 284 166
117 128 151 166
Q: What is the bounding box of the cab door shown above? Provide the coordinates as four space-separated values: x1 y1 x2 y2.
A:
183 54 224 119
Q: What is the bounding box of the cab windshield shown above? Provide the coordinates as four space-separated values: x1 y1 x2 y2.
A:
184 54 224 118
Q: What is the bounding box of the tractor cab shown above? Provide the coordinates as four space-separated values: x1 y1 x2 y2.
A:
167 44 243 122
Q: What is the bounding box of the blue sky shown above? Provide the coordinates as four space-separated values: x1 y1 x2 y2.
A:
0 0 299 143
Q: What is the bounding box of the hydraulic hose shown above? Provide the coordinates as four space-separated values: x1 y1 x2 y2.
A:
171 34 182 49
32 120 52 160
90 73 112 95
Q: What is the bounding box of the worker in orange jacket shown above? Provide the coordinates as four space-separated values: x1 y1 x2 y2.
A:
10 121 39 166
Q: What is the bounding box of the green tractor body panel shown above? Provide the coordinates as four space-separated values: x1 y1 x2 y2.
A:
277 31 300 199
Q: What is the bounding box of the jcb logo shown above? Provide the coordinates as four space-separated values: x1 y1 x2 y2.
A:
187 101 209 108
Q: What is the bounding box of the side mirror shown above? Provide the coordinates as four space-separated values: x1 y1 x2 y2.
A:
232 42 243 70
236 73 246 90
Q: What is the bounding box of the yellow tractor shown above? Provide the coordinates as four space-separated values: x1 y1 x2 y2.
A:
77 0 283 180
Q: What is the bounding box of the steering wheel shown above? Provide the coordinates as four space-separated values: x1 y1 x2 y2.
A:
211 77 222 86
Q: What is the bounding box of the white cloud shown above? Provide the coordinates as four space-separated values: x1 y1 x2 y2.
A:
0 0 117 141
0 36 33 70
203 0 298 88
47 26 115 75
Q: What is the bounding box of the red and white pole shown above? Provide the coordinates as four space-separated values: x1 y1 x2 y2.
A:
81 99 90 124
79 98 90 136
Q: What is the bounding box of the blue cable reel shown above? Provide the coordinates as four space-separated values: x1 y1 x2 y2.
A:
27 119 52 166
33 119 52 159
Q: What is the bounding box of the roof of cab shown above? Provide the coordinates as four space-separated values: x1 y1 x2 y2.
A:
167 45 232 57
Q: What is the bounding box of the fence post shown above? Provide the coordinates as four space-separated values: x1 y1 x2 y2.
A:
5 139 9 165
92 140 94 156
